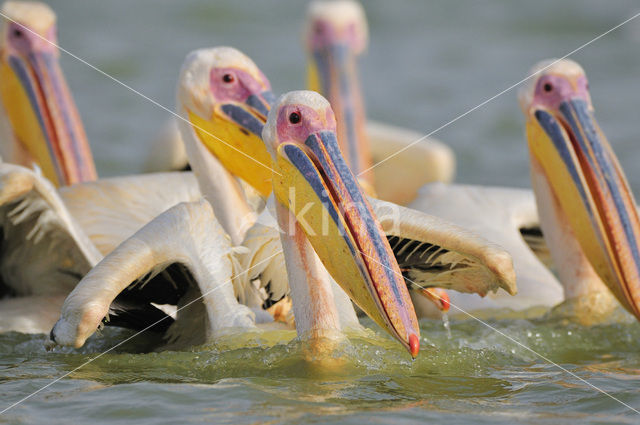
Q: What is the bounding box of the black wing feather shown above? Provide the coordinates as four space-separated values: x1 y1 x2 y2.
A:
103 263 193 333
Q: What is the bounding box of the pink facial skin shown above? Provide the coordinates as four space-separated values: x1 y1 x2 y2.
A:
308 18 363 53
3 21 58 57
209 66 271 103
275 104 337 145
531 74 591 111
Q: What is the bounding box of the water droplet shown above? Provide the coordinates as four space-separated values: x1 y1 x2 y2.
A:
442 313 452 339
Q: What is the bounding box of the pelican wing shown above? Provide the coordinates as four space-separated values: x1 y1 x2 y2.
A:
236 220 288 310
58 171 201 255
371 198 517 297
0 163 101 297
408 183 564 310
50 200 255 350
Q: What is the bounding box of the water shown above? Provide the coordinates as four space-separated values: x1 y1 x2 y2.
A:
3 316 640 424
3 0 640 423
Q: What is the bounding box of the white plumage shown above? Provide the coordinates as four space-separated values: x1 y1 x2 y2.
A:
408 183 564 313
58 171 201 255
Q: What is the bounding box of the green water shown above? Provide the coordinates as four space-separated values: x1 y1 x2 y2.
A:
3 315 640 424
3 0 640 423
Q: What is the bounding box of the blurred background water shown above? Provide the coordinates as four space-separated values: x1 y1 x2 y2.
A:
2 0 640 423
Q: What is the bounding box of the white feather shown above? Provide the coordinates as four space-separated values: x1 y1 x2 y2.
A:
408 183 563 311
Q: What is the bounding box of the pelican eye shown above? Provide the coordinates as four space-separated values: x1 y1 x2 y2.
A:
543 83 553 93
289 112 301 124
12 28 23 38
222 74 234 83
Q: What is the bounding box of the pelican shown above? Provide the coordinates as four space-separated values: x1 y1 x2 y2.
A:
305 0 460 313
0 0 203 250
0 1 96 185
50 91 515 358
0 0 205 254
144 0 455 207
304 0 454 203
0 1 105 332
409 59 640 324
174 46 274 245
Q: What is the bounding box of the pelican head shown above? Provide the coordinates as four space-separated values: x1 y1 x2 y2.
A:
263 90 420 357
519 59 640 320
305 0 368 56
0 1 96 186
304 1 373 185
176 47 276 197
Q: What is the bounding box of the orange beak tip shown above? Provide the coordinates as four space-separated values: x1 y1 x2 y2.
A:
420 288 450 312
409 333 420 358
440 291 451 312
